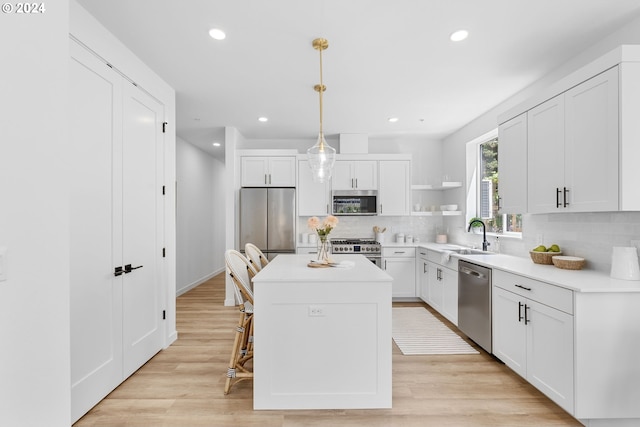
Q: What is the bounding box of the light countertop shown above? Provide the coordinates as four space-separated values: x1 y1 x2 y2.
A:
416 243 640 294
253 253 393 283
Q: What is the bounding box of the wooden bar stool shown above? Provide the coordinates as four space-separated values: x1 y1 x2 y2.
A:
224 249 256 394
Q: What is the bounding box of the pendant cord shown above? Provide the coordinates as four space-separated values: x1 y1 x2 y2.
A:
318 46 324 143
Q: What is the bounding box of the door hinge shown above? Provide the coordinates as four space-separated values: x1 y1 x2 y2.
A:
162 247 166 258
162 310 166 320
162 122 167 133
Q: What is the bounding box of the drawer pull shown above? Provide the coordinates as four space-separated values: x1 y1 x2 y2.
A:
524 304 530 324
515 284 532 291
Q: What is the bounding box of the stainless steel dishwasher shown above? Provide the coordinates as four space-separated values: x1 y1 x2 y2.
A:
458 260 492 353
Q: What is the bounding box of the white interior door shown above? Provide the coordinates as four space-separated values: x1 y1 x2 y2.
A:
121 83 164 377
69 39 124 422
70 38 165 422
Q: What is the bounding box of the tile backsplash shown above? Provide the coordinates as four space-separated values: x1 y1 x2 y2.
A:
300 212 640 274
448 212 640 274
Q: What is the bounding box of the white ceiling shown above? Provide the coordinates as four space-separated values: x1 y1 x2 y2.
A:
76 0 640 160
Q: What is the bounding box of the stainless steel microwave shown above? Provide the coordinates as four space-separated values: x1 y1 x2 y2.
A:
332 190 378 216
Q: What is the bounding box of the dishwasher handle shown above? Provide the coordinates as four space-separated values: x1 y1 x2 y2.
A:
459 266 486 280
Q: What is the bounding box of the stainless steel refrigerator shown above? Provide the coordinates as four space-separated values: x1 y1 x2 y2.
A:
239 188 296 260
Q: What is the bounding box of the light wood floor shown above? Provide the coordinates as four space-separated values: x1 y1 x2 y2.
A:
74 273 581 426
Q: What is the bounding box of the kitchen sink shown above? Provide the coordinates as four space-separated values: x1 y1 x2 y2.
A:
439 245 494 255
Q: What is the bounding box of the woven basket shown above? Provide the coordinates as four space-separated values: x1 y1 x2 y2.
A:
529 250 562 265
552 256 586 270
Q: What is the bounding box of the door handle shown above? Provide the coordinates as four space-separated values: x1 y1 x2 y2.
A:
114 266 124 277
524 304 530 324
563 187 569 207
124 264 143 274
518 301 524 322
556 187 562 208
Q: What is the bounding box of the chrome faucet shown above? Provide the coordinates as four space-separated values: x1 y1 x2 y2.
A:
468 219 490 252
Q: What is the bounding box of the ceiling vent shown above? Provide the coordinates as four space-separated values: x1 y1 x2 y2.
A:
339 133 368 154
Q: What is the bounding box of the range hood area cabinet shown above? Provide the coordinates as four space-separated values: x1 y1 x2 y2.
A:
295 155 412 217
297 159 330 216
498 46 640 214
379 160 411 216
332 160 378 190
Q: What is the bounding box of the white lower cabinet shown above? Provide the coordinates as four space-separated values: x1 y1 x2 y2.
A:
426 261 457 325
382 247 416 299
492 270 574 414
422 250 458 325
418 250 429 303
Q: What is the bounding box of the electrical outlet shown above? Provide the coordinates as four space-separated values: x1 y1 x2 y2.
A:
308 305 325 317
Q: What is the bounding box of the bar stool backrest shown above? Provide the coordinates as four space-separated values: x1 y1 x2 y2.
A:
245 243 269 271
225 249 255 309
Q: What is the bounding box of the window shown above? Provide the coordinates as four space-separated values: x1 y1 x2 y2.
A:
472 135 522 236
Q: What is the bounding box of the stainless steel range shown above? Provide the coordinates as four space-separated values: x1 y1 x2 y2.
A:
331 238 382 268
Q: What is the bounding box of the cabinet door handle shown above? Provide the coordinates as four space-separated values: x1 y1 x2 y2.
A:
524 304 530 324
114 266 124 277
515 284 532 291
563 187 569 207
518 301 524 322
265 174 268 185
556 187 562 208
423 262 427 273
394 251 405 254
355 178 358 188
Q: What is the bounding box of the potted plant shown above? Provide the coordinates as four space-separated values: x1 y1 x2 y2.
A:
468 217 484 234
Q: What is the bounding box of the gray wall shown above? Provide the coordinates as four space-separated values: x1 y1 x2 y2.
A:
176 137 226 295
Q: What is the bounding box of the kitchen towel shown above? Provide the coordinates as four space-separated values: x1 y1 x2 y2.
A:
392 307 479 355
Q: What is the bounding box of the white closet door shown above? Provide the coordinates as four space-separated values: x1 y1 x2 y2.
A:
69 39 124 422
121 82 164 377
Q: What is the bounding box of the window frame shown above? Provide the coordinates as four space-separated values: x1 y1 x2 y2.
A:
466 129 522 239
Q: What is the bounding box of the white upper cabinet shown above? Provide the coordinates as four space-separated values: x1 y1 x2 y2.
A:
378 160 410 216
498 113 527 214
564 67 619 212
241 156 296 187
297 159 330 216
527 94 565 213
527 67 619 213
332 160 377 190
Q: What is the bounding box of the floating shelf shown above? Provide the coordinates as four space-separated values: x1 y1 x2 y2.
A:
411 182 462 191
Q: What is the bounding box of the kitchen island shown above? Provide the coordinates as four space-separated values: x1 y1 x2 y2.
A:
251 254 393 410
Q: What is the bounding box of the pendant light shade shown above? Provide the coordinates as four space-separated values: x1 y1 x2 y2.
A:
307 38 336 183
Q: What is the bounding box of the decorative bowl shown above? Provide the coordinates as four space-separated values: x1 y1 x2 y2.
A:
552 256 585 270
439 204 458 211
529 250 562 265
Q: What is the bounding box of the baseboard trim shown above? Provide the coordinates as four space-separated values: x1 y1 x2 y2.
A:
176 268 224 296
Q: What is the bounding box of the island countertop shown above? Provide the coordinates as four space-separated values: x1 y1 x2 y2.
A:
253 253 393 283
252 253 393 410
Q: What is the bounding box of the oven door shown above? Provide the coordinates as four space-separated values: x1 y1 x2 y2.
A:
366 255 382 269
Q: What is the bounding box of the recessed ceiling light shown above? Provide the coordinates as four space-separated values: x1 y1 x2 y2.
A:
212 142 221 147
258 117 268 122
450 30 469 42
209 28 226 40
388 117 399 123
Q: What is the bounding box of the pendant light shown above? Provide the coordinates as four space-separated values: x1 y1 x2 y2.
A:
307 38 336 183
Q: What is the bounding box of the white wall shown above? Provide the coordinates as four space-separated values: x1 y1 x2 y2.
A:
441 14 640 273
176 137 226 295
0 2 71 426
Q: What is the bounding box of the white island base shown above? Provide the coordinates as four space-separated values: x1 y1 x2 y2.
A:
252 254 393 410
